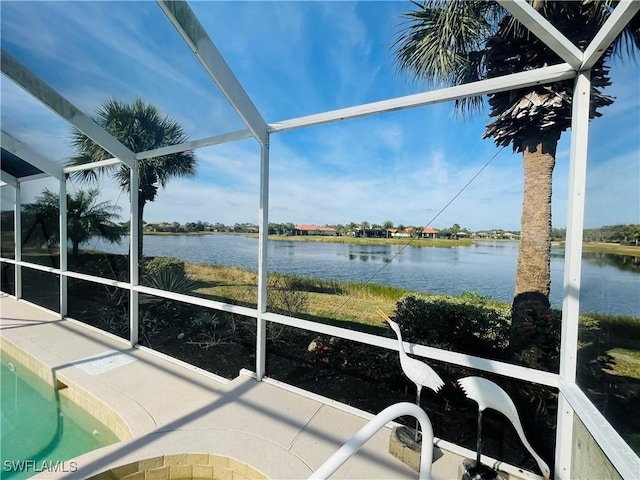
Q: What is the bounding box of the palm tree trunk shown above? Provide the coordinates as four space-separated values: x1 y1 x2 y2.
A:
510 141 556 368
72 241 79 257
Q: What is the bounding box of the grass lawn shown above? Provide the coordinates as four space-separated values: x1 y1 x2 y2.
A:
605 348 640 378
185 261 640 381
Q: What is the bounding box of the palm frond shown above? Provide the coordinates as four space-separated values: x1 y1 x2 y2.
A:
393 1 500 81
393 0 504 116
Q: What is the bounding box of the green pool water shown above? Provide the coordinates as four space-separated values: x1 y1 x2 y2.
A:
1 351 119 479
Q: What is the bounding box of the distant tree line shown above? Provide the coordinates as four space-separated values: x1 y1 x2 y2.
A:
583 224 640 245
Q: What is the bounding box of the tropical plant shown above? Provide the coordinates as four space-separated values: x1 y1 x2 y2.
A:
66 98 197 257
22 188 122 256
394 0 639 366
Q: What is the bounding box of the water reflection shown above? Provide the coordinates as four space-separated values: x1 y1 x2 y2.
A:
582 251 640 274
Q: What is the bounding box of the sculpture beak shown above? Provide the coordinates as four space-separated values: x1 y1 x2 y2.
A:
376 309 392 324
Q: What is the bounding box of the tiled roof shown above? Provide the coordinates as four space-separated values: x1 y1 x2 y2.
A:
295 224 336 232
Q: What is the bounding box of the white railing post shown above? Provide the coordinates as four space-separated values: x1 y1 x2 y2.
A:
59 176 67 317
14 182 22 299
130 164 140 346
256 136 270 380
555 70 591 480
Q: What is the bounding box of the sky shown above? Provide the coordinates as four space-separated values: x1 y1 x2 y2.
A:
1 1 638 231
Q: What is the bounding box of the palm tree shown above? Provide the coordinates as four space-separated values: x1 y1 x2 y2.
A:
66 98 197 257
394 1 639 367
23 188 122 257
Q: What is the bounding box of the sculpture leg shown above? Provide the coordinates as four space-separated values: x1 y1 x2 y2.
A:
415 386 422 442
476 408 484 469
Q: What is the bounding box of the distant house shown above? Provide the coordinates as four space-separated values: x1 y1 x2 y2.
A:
501 232 519 240
393 227 413 238
294 224 337 236
354 228 389 238
421 227 439 239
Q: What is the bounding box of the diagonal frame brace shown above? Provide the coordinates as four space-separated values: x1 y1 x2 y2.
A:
582 0 640 70
1 131 64 180
1 50 136 169
157 0 268 146
496 0 583 69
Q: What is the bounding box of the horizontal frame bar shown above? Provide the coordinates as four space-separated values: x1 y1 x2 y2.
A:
64 270 131 289
268 63 576 133
135 129 253 160
263 312 559 388
1 50 136 169
1 131 63 180
17 173 51 183
63 157 122 174
134 285 257 318
14 260 60 275
0 171 17 188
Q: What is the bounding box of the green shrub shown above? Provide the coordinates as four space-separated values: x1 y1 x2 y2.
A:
144 268 198 294
142 256 185 278
393 292 510 357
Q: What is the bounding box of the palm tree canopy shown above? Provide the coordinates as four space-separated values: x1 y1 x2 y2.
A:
67 188 123 246
68 97 197 204
394 0 502 113
394 0 639 151
22 188 122 250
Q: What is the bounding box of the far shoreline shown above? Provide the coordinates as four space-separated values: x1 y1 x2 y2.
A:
142 231 640 256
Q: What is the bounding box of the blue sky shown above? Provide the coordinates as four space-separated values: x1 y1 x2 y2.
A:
1 1 638 231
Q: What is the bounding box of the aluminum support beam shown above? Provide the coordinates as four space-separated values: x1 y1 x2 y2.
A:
496 0 583 69
14 183 22 299
263 311 559 388
16 173 51 183
59 177 68 317
269 63 576 133
157 1 268 146
136 129 253 160
61 130 254 174
63 157 122 175
1 171 17 188
582 0 640 70
129 165 140 346
555 71 592 480
256 138 270 381
1 50 136 169
1 131 63 180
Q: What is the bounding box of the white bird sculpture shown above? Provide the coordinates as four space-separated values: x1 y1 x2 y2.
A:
458 376 550 480
378 310 444 442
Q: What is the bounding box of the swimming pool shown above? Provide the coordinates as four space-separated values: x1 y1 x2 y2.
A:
1 351 119 479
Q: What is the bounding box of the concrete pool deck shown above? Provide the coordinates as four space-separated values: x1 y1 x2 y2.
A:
1 295 470 479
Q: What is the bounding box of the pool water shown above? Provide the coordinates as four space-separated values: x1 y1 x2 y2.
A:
1 351 119 479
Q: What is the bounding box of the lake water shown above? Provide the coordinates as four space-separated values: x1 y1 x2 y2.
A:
89 235 640 317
